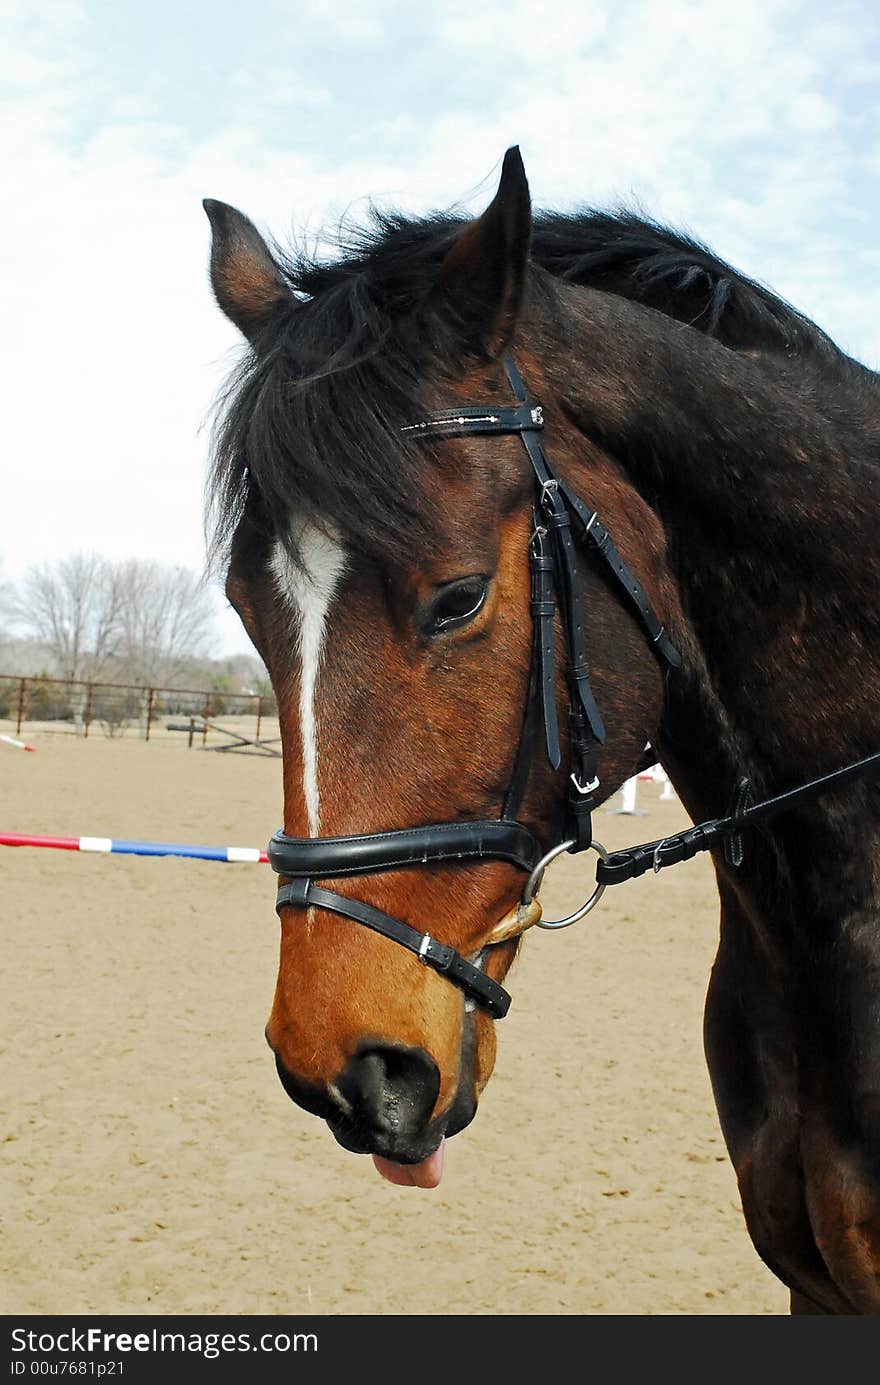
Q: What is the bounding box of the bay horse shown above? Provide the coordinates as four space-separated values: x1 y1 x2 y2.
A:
203 149 880 1314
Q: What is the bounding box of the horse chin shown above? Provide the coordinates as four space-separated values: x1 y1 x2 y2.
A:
327 1085 478 1162
272 1045 480 1182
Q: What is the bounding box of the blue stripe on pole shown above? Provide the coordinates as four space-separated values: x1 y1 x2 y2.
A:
110 840 232 861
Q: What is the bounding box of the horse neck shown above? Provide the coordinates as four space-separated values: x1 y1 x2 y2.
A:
541 287 880 817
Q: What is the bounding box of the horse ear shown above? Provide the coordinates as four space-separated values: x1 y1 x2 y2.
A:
432 146 532 358
203 199 291 341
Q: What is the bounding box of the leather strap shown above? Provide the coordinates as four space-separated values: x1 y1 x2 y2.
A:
400 402 542 438
540 481 606 744
275 879 511 1019
502 353 535 406
500 521 562 822
558 481 682 671
565 709 600 853
268 818 544 878
723 777 753 869
597 750 880 886
530 525 561 770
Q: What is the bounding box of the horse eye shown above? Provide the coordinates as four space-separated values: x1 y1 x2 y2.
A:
424 577 489 637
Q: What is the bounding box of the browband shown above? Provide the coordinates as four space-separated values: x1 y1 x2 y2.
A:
401 402 543 437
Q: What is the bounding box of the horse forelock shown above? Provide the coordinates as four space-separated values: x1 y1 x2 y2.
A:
206 214 477 579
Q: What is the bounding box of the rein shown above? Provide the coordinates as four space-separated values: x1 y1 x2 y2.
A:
597 751 880 886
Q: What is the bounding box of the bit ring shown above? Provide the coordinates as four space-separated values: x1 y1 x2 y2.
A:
521 838 609 929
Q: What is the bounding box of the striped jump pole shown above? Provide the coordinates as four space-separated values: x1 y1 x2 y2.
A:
1 733 36 752
0 832 268 863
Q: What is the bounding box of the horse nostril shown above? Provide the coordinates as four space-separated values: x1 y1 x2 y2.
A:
336 1045 440 1138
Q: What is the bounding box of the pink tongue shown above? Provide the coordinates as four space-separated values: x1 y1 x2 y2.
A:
371 1137 445 1188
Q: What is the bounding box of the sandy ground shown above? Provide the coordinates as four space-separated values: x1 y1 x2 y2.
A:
0 727 789 1316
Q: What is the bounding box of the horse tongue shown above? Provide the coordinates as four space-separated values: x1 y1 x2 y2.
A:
371 1137 445 1188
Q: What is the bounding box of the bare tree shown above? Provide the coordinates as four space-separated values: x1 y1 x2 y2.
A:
0 555 11 618
0 556 14 651
0 555 18 673
11 554 122 682
112 560 217 686
10 554 217 690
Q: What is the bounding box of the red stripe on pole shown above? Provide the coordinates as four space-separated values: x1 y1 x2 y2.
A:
0 833 80 851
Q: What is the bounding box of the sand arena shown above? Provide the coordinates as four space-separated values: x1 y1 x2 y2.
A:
1 724 787 1315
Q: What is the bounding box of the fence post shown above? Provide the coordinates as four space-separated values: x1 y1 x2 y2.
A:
255 695 263 743
202 698 210 747
84 683 93 739
145 688 155 742
16 678 26 735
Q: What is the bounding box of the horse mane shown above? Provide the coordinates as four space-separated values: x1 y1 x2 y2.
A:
530 210 844 361
208 204 864 569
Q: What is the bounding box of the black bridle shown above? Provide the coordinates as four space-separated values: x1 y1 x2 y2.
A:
268 350 880 1028
268 353 880 1019
269 355 681 1020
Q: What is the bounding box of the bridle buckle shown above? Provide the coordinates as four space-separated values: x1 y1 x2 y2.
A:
652 839 670 874
529 522 548 549
570 772 600 795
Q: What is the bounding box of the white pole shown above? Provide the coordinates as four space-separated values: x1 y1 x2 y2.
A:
654 766 676 801
0 733 36 752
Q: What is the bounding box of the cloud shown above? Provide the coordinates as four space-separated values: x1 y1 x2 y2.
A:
2 0 878 658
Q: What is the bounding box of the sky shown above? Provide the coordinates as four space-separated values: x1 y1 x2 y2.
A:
2 0 879 657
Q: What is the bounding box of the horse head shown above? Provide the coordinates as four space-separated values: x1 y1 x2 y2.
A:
204 149 681 1185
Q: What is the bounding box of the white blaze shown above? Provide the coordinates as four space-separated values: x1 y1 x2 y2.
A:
270 526 347 836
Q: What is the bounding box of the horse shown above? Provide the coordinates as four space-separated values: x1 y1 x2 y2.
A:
203 148 880 1314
